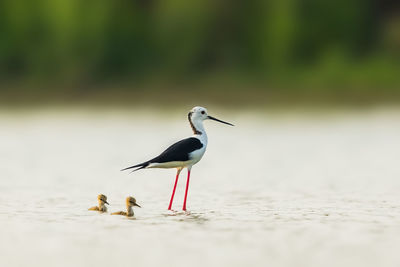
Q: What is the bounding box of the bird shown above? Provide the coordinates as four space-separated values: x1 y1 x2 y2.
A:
111 196 141 217
121 106 234 211
88 194 109 212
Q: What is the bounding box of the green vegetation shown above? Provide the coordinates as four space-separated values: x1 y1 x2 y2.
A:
0 0 399 105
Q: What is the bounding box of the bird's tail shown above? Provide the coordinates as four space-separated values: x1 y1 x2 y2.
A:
121 162 149 173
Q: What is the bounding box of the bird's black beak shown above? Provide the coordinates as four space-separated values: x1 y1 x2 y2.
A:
207 115 234 126
104 201 109 205
134 203 141 208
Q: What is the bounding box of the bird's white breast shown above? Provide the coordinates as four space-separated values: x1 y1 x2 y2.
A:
188 135 207 165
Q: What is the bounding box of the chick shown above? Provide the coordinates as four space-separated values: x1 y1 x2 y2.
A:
88 194 109 212
111 196 141 217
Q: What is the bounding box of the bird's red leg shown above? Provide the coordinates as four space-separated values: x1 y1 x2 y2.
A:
182 169 191 211
168 169 181 210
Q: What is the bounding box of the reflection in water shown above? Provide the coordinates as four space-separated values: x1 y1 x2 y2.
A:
162 211 209 224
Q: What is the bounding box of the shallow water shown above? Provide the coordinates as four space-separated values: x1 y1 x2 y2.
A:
1 109 400 267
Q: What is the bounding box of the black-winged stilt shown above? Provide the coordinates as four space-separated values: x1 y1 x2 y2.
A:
122 106 234 211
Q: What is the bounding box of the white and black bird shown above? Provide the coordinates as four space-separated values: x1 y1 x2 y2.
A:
122 106 234 211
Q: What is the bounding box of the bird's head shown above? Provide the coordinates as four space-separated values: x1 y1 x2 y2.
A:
126 196 141 208
98 194 109 205
189 106 234 126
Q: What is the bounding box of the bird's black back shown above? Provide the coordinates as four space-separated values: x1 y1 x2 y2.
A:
121 137 203 172
150 137 203 163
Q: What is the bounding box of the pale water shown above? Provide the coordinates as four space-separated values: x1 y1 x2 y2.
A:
1 109 400 267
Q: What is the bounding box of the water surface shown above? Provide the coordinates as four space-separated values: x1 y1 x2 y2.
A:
1 109 400 267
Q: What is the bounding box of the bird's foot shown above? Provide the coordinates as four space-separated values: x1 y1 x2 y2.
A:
167 209 179 213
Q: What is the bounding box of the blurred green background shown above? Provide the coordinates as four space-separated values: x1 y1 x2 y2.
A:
0 0 399 107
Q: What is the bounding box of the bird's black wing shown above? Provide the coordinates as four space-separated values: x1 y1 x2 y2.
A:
150 137 203 163
121 137 203 172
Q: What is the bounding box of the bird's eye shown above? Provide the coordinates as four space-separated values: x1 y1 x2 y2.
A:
201 111 205 115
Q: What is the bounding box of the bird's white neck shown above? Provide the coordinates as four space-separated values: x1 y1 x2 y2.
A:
98 202 107 212
190 118 207 138
126 206 134 216
188 112 208 146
